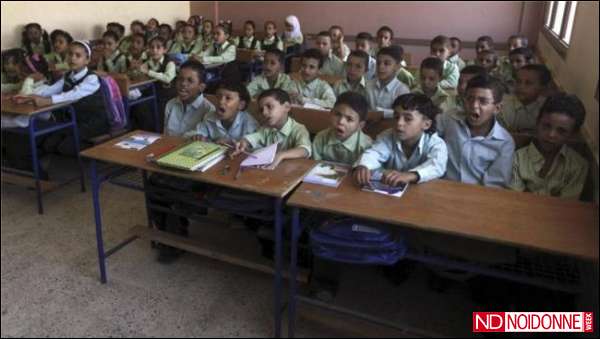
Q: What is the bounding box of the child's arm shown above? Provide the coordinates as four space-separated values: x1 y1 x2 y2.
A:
200 45 236 64
406 135 448 183
303 82 336 108
265 147 309 170
142 61 176 84
560 158 589 199
482 139 515 188
439 62 459 89
353 131 393 185
230 138 251 158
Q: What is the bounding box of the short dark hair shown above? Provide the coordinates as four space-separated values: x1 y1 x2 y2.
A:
392 93 440 134
509 47 534 62
450 37 462 50
50 29 73 45
335 92 369 121
317 31 331 39
477 35 494 46
148 36 167 48
466 74 505 104
215 23 230 36
107 22 125 36
258 88 291 105
538 93 586 131
102 30 120 42
420 57 444 77
158 23 173 34
356 32 373 42
519 64 553 86
131 20 145 30
264 49 285 65
329 25 344 33
302 48 324 68
376 26 394 39
377 45 403 64
461 65 487 77
347 50 370 70
431 35 451 48
182 23 197 34
508 34 528 47
179 60 206 83
217 81 251 110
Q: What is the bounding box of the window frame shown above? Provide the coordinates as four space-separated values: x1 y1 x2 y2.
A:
542 1 577 58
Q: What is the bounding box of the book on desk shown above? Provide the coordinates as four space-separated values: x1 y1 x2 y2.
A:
155 140 227 172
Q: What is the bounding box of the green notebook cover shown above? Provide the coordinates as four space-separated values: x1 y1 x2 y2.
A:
156 141 226 171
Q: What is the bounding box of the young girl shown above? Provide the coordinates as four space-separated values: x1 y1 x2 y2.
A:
261 21 284 52
45 30 73 81
106 22 125 41
169 24 202 62
126 33 148 78
21 23 51 57
187 15 203 35
238 20 261 50
187 81 258 143
200 19 214 52
197 24 236 66
158 24 174 52
282 15 303 54
329 25 350 61
119 20 146 53
145 18 160 41
97 31 127 74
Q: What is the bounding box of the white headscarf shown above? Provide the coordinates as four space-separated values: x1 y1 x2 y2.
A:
284 15 302 40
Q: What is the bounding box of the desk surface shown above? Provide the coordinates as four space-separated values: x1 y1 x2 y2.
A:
81 130 316 198
1 99 72 116
288 177 599 261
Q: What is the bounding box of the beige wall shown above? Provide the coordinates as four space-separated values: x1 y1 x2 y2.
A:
1 1 190 50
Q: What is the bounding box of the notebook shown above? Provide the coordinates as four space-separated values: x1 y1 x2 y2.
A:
303 162 349 188
114 134 161 150
240 142 278 168
155 141 226 171
361 171 408 197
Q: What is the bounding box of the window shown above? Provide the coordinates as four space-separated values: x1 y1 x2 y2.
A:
543 1 578 56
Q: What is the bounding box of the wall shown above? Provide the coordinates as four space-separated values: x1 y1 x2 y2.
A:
190 1 544 63
1 1 190 49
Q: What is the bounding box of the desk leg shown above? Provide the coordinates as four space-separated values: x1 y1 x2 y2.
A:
288 207 301 338
151 84 160 133
142 170 153 228
273 198 283 338
28 117 43 214
90 159 107 283
68 106 85 193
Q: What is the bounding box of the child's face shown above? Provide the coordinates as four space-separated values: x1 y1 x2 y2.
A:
130 36 145 55
355 39 371 53
216 88 243 122
265 23 277 37
508 37 526 51
475 41 492 55
26 26 42 43
53 35 69 54
345 55 367 82
107 26 121 38
103 36 118 54
465 88 500 129
450 40 460 56
457 73 478 99
330 103 364 141
376 54 400 82
159 27 171 41
258 95 290 128
430 43 450 62
330 28 343 42
244 24 254 37
203 21 213 33
476 53 497 72
213 28 227 44
284 22 294 33
262 53 281 78
176 67 203 103
148 40 166 60
147 20 158 31
536 112 577 154
300 57 320 82
420 68 441 93
515 69 545 104
68 44 90 71
377 31 392 48
509 53 529 71
3 57 21 78
316 36 332 56
393 107 431 144
182 26 196 42
131 24 144 35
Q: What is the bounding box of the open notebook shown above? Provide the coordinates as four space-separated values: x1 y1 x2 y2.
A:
240 142 278 168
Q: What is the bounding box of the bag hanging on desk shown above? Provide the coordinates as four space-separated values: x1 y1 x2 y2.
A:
310 218 408 266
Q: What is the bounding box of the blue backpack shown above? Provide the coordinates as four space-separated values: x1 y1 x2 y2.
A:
310 218 408 266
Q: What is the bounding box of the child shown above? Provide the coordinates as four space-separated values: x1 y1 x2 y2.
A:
354 32 377 80
329 25 350 61
394 44 416 89
439 74 514 187
158 24 174 52
261 21 284 52
238 20 261 50
282 15 303 54
510 93 588 199
497 34 529 81
429 35 459 89
312 91 373 164
476 49 499 75
197 24 236 66
45 29 73 80
332 50 369 98
169 24 203 60
97 31 127 74
503 47 535 91
246 49 295 99
145 18 160 41
119 20 146 53
290 48 337 109
21 23 51 57
106 22 125 42
365 46 410 118
354 93 447 186
315 31 345 77
187 81 258 143
1 49 28 94
163 60 215 137
231 88 311 169
200 19 214 51
413 57 455 113
373 26 394 58
449 37 466 71
475 35 494 56
125 33 148 78
498 64 551 132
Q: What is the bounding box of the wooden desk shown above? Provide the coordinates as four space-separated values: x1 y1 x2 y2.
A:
1 99 73 116
236 48 259 63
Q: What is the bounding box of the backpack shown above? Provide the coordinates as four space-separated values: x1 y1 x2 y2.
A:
99 76 127 131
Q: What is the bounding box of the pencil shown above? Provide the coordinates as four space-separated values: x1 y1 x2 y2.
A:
220 142 258 159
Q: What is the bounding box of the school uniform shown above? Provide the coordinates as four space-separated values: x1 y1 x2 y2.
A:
320 51 345 77
396 67 416 89
510 142 588 199
1 77 48 128
440 60 459 89
337 43 351 61
163 93 216 137
185 110 258 142
448 54 466 71
44 52 70 72
1 72 23 94
201 40 236 65
117 35 133 54
283 34 304 51
332 77 367 98
498 94 546 132
292 78 337 109
440 115 515 188
261 35 284 52
169 39 203 57
144 56 178 131
246 73 296 98
244 116 311 156
22 41 48 56
411 85 457 113
312 128 372 165
97 49 127 74
365 78 410 118
365 55 377 80
238 36 261 50
357 129 448 183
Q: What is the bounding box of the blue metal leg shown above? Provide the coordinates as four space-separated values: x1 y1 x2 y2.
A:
68 106 85 193
90 159 108 283
142 170 153 228
28 117 43 214
274 198 283 338
288 207 301 338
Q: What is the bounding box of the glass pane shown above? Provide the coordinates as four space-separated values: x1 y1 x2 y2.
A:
552 1 567 34
564 1 578 43
546 1 555 26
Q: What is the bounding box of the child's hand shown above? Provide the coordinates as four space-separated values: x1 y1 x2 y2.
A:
12 95 33 104
31 95 52 107
353 166 371 186
382 170 415 186
139 63 149 74
229 139 249 158
190 134 207 142
263 153 283 170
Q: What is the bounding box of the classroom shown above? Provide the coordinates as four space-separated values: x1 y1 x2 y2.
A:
1 1 598 337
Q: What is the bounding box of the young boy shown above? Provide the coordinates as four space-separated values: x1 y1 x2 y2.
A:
119 20 145 54
498 64 552 132
503 47 535 92
332 50 369 98
439 75 515 187
246 49 295 99
394 44 417 89
163 60 215 137
329 25 351 61
312 91 373 163
373 26 394 58
291 48 337 109
448 37 466 71
232 88 311 169
365 46 410 118
429 35 459 89
355 32 377 80
475 36 494 56
354 93 448 186
476 49 499 75
315 31 345 77
497 34 529 82
412 57 455 113
510 93 588 199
